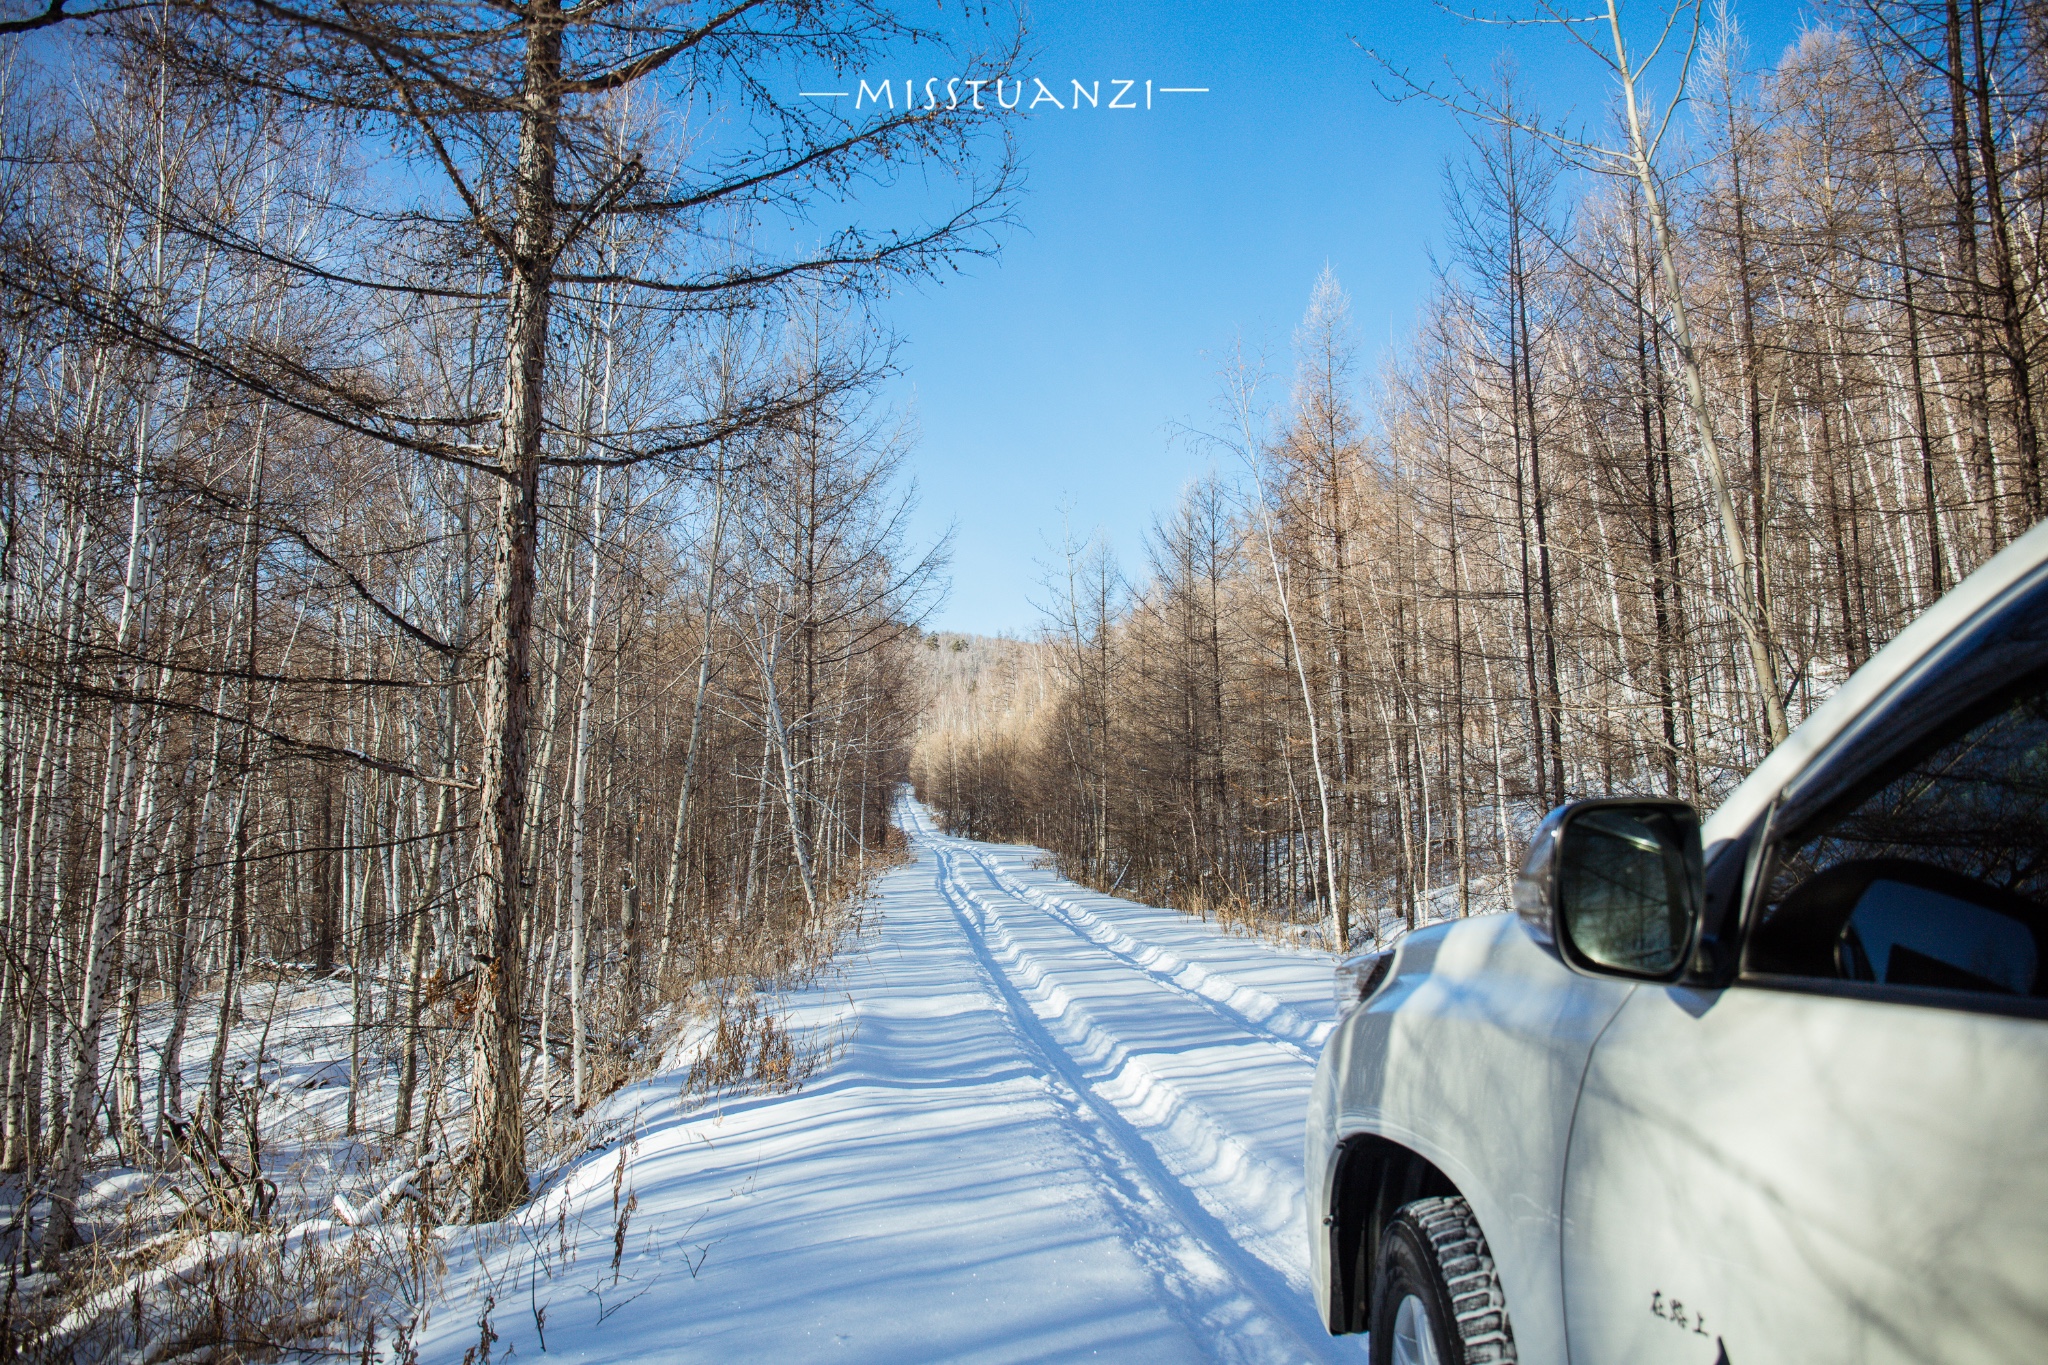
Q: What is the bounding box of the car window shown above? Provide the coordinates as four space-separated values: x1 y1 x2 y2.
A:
1750 677 2048 999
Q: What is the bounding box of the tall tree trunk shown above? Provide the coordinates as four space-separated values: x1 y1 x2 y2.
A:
47 424 154 1255
566 471 605 1109
1606 0 1788 747
659 449 729 967
1967 0 2042 518
470 0 563 1218
1947 0 2002 551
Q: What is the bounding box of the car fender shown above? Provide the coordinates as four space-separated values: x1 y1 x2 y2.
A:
1310 912 1634 1356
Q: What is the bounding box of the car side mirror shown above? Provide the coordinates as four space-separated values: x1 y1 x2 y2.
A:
1515 799 1704 981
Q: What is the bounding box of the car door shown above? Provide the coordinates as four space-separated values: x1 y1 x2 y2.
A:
1559 569 2048 1364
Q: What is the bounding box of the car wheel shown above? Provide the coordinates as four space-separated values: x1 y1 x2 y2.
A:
1368 1196 1517 1365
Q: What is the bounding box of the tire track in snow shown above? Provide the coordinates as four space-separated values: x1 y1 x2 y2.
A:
918 821 1349 1364
949 842 1329 1066
933 847 1310 1260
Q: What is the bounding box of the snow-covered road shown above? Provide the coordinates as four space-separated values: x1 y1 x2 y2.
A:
419 800 1365 1363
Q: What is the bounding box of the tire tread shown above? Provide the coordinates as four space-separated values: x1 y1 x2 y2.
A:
1398 1195 1518 1364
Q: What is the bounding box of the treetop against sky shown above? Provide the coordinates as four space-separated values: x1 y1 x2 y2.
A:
883 0 1809 637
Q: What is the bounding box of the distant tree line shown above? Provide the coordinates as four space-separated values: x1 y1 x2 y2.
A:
914 1 2048 951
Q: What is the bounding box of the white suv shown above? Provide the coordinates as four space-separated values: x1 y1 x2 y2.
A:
1306 522 2048 1365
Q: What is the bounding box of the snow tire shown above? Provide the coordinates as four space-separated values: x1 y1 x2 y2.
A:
1368 1195 1518 1365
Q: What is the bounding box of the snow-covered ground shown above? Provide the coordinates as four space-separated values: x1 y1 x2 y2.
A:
415 798 1366 1363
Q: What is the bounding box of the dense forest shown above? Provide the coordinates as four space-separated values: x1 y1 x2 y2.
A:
0 0 1008 1346
915 1 2048 951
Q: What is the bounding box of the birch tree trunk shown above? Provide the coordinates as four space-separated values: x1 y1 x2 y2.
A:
567 470 605 1109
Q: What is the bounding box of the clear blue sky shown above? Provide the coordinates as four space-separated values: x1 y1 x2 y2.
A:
877 0 1813 636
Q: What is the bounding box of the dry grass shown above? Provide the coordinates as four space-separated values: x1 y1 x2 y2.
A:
683 989 820 1098
12 825 913 1362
